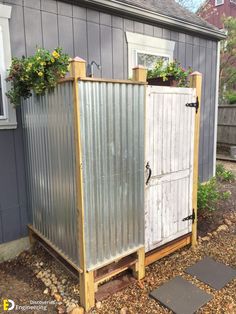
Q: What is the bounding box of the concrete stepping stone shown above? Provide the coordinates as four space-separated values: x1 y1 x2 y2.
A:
185 256 236 290
150 276 212 314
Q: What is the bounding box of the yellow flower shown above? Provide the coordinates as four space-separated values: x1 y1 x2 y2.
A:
52 50 60 59
40 62 46 66
38 71 43 77
50 57 55 63
28 63 32 68
37 57 41 61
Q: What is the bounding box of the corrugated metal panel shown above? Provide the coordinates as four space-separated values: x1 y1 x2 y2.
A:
79 81 145 270
21 82 79 265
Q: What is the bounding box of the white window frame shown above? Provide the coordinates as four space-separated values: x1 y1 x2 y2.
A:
126 32 175 78
0 4 17 129
215 0 224 6
230 0 236 4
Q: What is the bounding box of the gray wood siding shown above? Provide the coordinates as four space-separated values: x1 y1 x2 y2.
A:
0 0 218 243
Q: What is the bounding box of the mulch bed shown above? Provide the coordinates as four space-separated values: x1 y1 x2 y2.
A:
0 161 235 314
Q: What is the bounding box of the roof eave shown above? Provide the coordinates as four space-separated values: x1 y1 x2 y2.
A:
81 0 227 40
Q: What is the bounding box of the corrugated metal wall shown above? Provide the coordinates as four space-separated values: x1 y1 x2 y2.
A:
79 81 145 270
21 82 79 265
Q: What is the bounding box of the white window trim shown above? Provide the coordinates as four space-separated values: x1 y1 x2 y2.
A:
230 0 236 4
0 4 17 130
215 0 224 6
126 32 175 77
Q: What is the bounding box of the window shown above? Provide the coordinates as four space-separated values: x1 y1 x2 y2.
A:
230 0 236 4
126 32 175 77
136 51 169 70
0 4 17 129
215 0 224 6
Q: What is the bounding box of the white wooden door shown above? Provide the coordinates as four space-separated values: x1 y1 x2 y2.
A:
145 86 196 252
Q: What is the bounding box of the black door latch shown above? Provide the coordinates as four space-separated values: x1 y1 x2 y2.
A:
145 162 152 185
185 97 199 113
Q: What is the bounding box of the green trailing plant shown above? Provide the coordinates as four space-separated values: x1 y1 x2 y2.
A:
147 59 192 87
216 163 235 182
6 47 70 106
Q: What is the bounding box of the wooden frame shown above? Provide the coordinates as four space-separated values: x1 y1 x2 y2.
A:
190 72 202 247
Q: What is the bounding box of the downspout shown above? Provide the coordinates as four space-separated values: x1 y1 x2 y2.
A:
213 41 221 176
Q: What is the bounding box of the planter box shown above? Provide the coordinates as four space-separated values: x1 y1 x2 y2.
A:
147 76 177 87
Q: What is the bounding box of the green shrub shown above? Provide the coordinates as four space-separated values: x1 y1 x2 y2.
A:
225 92 236 104
197 178 220 211
216 163 235 182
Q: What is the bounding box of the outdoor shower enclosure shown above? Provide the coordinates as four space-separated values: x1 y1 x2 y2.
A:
22 60 147 310
22 60 201 311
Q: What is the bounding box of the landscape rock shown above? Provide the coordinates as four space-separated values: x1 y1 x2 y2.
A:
58 305 66 314
96 301 102 309
43 288 49 294
224 218 232 226
54 293 62 302
120 307 128 314
68 307 84 314
217 224 229 233
201 236 211 242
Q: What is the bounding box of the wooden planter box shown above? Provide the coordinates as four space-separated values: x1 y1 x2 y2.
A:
147 75 177 87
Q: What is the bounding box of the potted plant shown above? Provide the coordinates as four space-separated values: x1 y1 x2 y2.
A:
6 47 70 106
147 59 192 87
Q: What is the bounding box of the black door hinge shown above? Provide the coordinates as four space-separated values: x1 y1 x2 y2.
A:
182 209 195 223
185 97 199 113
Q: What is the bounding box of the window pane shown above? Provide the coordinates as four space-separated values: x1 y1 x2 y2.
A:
137 53 169 69
0 74 3 116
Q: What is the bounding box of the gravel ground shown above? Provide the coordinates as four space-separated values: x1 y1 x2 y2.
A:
0 161 235 314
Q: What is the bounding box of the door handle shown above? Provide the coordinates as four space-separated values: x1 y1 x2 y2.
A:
146 162 152 185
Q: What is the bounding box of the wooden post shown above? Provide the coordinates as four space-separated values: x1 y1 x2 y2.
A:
28 227 36 246
132 66 148 82
190 72 202 247
70 58 95 311
132 247 145 280
69 57 86 78
132 66 146 280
